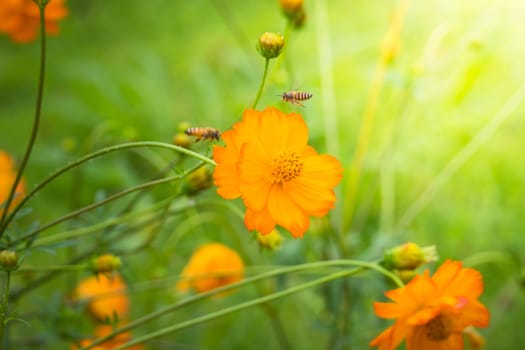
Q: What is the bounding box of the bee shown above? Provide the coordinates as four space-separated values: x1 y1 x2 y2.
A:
184 127 221 142
278 90 313 107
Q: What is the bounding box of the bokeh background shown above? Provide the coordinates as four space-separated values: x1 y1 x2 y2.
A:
1 0 524 349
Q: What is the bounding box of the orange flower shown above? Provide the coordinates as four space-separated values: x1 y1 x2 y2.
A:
71 324 143 350
176 243 244 294
0 0 68 43
0 151 25 216
73 274 129 322
213 107 343 238
370 260 490 350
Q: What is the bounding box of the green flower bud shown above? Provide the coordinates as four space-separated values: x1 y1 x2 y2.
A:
257 32 285 59
183 166 213 196
256 229 283 251
383 242 437 271
91 254 122 274
292 8 306 28
393 269 418 283
173 132 192 148
177 121 191 133
0 250 19 270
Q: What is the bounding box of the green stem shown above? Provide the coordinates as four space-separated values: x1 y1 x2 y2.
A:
0 2 47 236
32 196 179 248
252 58 270 109
0 271 12 349
113 268 368 350
82 260 401 350
11 162 203 246
0 141 215 235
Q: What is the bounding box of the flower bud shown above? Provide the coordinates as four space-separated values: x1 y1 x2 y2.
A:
280 0 304 21
172 133 192 148
291 8 306 28
183 166 213 196
0 250 19 270
257 32 285 59
91 254 122 274
177 121 191 133
256 229 283 251
393 269 418 284
383 242 437 271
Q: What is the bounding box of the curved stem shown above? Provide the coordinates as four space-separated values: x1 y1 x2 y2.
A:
0 141 215 235
82 260 401 350
0 2 47 238
112 267 378 350
252 58 270 109
11 162 203 246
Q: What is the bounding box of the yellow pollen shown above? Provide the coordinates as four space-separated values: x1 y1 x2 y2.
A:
425 314 453 341
270 151 303 184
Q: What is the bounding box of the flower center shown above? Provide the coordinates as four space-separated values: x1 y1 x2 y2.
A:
270 151 303 184
425 314 453 341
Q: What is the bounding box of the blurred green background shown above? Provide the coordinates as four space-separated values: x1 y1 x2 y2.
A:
1 0 524 349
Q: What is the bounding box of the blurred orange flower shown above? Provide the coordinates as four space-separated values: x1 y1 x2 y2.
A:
370 260 490 350
213 107 343 238
71 324 143 350
0 0 68 43
0 151 25 216
73 274 129 322
176 243 244 294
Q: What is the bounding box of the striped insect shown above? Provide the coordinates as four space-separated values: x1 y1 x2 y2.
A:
184 127 221 142
277 90 313 107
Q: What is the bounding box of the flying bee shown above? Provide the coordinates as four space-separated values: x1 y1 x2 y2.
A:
277 90 313 107
184 127 221 142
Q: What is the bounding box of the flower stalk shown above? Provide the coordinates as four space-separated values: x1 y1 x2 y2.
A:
11 161 205 246
252 58 270 109
0 1 48 238
0 141 215 235
82 259 402 350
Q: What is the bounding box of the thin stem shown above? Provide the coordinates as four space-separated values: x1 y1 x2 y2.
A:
0 272 12 349
0 2 47 236
112 268 369 350
82 260 401 350
342 0 410 236
0 141 215 235
252 58 270 109
11 162 202 246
